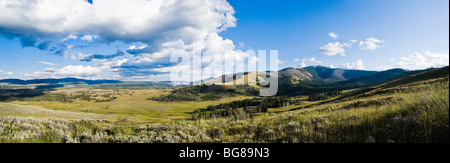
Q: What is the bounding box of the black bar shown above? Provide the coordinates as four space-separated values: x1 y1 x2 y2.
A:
1 143 447 162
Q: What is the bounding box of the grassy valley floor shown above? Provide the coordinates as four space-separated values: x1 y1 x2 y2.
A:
1 88 252 123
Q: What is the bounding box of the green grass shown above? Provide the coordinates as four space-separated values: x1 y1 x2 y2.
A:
0 77 448 143
3 88 252 123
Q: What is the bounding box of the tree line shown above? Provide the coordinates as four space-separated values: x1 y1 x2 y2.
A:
307 90 343 101
149 85 258 102
192 96 292 120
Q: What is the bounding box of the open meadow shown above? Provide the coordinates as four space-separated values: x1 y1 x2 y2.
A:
1 87 253 123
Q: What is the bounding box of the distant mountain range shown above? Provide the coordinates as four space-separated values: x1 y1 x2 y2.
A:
1 66 448 95
203 66 420 85
201 66 448 95
281 66 378 84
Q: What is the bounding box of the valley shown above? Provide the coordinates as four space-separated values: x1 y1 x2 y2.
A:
0 66 448 143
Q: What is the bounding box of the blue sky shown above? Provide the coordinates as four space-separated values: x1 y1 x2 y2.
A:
0 0 448 80
224 0 449 69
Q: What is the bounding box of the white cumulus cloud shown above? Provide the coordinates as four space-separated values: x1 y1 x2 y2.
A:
359 37 384 51
341 60 365 70
329 32 338 39
277 59 287 65
62 34 77 42
319 42 351 56
80 35 98 42
301 57 323 67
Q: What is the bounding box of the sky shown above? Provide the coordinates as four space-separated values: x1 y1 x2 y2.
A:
0 0 449 81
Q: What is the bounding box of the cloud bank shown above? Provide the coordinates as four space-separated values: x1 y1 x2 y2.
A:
0 70 14 76
0 0 236 44
396 50 449 70
341 60 365 70
0 0 243 80
24 65 102 79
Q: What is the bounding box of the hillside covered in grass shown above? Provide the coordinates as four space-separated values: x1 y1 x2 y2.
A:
1 67 448 143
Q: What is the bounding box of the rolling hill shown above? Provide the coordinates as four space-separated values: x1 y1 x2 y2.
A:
201 66 441 96
302 66 377 82
377 66 449 90
201 66 378 86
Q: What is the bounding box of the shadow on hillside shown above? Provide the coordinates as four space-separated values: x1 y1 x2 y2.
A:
0 84 64 101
